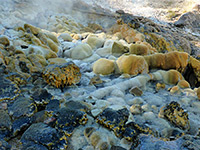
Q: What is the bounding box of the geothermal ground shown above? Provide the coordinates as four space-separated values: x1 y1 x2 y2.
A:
0 0 200 150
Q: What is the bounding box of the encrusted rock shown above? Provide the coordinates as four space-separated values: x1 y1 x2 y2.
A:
31 88 53 106
96 108 129 137
21 123 67 149
42 61 81 88
8 97 37 120
159 101 190 130
0 110 12 140
0 76 20 102
116 54 149 75
45 99 60 115
55 107 88 136
123 122 152 142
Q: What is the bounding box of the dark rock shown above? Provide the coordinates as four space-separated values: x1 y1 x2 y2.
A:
0 110 12 140
8 97 37 120
123 122 152 142
0 139 12 150
64 100 88 112
21 142 48 150
12 117 33 136
0 76 20 102
21 123 67 149
0 110 12 130
111 145 126 150
31 88 53 106
96 108 129 137
32 110 48 123
55 107 88 136
45 99 60 115
174 11 200 31
160 101 190 130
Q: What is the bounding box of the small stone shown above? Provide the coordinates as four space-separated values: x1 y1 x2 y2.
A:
91 109 102 117
156 83 165 91
98 141 109 150
143 112 156 120
126 97 144 105
111 89 125 98
141 104 151 112
191 101 200 109
130 104 142 115
89 131 101 147
0 35 10 46
58 33 73 42
129 86 143 96
95 100 109 109
170 86 180 94
84 127 95 138
151 105 158 111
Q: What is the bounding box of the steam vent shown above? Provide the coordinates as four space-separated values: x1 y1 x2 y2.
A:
1 0 200 149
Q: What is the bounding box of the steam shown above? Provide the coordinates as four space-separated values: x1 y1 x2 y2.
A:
0 0 199 30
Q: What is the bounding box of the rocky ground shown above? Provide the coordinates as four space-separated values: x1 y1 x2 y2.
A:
0 0 200 150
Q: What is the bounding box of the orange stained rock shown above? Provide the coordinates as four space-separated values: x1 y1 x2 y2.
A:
43 62 81 88
144 51 189 72
93 58 115 75
177 80 190 88
197 87 200 100
189 56 200 82
164 69 184 85
170 86 180 94
136 41 157 53
129 43 149 55
110 24 139 43
156 83 165 91
116 54 148 76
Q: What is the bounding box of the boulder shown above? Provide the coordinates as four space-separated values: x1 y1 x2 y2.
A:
93 58 115 75
58 33 73 42
86 35 105 50
116 54 148 75
42 62 81 88
129 43 149 55
70 43 93 60
144 51 189 72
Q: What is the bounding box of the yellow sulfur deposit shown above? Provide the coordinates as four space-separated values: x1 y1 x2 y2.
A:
42 62 81 88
